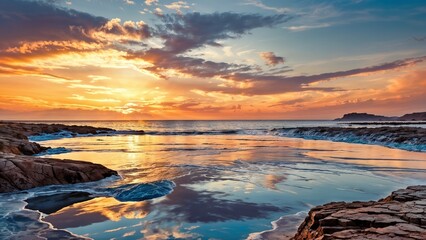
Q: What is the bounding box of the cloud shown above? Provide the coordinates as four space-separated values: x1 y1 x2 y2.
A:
138 54 426 96
244 0 292 14
129 49 253 79
217 56 426 95
164 1 190 14
285 23 331 32
260 52 285 66
0 0 151 59
0 0 105 50
145 0 159 6
153 12 291 53
125 12 291 81
124 0 135 5
413 36 426 42
95 18 151 41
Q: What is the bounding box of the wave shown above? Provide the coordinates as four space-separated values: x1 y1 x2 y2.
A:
28 130 101 142
246 211 307 240
28 129 269 141
272 127 426 152
35 147 72 156
143 129 240 135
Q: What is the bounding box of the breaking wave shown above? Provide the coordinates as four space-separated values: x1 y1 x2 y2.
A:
271 128 426 152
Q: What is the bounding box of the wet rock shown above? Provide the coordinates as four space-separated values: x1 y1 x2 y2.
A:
25 192 94 214
0 153 118 193
113 180 176 202
0 122 116 156
0 122 119 193
292 185 426 240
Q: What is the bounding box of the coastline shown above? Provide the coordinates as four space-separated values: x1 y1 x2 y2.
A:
1 121 425 239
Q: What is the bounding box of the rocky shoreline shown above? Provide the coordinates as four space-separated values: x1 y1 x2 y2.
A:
0 122 118 193
272 127 426 152
292 185 426 239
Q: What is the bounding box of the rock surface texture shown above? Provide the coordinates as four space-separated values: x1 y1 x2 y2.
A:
0 122 118 193
292 185 426 240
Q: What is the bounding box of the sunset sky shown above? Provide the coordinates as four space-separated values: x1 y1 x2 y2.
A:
1 0 425 120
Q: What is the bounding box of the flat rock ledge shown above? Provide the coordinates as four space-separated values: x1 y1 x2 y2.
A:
0 122 118 193
292 185 426 240
0 153 118 193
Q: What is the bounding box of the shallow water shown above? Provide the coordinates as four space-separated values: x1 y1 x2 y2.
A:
1 121 426 239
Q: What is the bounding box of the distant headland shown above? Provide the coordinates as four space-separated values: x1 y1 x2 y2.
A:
335 111 426 121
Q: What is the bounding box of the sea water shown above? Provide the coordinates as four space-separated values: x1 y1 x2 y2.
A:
1 120 425 239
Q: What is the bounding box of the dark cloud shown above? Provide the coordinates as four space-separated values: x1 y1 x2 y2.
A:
128 11 292 82
154 12 292 53
216 56 426 95
129 48 253 78
0 0 105 49
128 12 426 96
136 48 426 95
0 0 151 56
260 52 285 66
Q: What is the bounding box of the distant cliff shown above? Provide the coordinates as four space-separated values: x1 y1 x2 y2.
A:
335 113 396 121
399 112 426 121
335 112 426 121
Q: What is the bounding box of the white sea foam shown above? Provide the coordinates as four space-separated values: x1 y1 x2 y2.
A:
246 211 307 240
35 147 72 156
29 130 90 141
272 128 426 152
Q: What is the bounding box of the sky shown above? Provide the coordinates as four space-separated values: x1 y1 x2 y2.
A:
0 0 425 120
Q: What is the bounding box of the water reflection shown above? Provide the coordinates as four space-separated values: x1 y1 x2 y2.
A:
24 134 426 239
44 197 151 228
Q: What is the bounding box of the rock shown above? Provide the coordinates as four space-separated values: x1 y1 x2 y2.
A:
0 122 119 193
0 153 118 193
292 185 426 240
112 180 176 202
25 192 94 214
0 122 116 156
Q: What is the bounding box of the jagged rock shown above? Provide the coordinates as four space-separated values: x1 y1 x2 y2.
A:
292 186 426 240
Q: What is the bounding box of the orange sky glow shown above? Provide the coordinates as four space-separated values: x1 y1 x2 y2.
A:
1 0 425 120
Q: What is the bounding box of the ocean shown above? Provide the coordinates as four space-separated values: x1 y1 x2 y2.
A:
1 120 425 239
